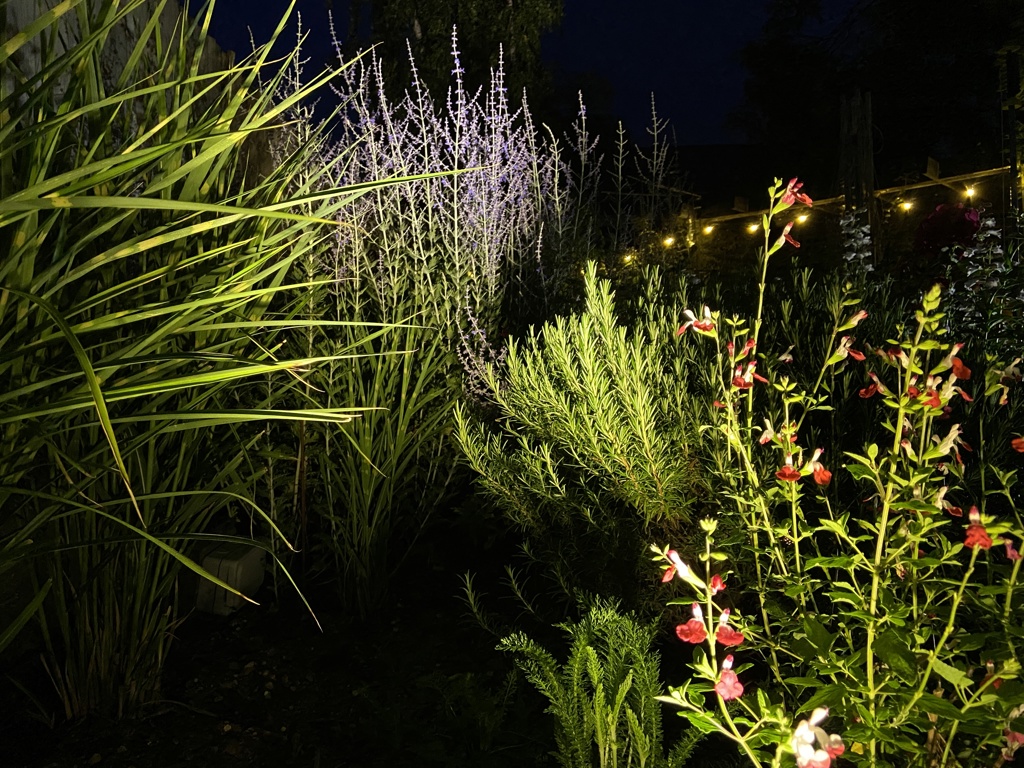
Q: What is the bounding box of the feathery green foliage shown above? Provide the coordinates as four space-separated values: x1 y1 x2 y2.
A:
499 600 702 768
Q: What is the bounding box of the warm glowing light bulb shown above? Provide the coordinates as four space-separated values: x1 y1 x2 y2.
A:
623 252 634 264
966 186 976 198
900 201 913 212
796 214 809 223
663 236 676 247
747 223 759 233
703 225 715 235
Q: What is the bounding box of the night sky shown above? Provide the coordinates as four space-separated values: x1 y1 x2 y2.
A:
204 0 827 146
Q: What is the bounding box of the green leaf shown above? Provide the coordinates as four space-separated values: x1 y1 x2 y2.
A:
916 693 966 721
802 615 835 655
799 685 847 713
0 579 51 654
931 659 973 688
873 631 918 685
682 711 721 735
782 677 824 688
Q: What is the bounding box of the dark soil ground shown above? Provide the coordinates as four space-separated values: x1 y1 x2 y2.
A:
1 515 557 768
0 510 744 768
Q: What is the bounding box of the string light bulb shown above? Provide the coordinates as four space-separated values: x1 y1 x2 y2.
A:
966 186 976 198
702 225 715 235
663 236 676 247
747 223 759 233
796 214 809 223
900 201 913 212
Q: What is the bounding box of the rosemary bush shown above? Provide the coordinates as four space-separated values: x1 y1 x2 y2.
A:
0 0 380 719
456 262 707 608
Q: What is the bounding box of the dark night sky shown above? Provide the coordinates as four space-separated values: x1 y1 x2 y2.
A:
543 0 770 144
204 0 844 146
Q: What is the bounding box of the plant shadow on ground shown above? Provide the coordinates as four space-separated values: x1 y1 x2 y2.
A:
1 507 555 768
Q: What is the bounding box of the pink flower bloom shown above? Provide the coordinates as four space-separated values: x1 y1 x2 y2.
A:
710 574 726 595
714 655 743 700
782 178 813 207
1005 538 1022 562
676 603 707 644
675 619 707 644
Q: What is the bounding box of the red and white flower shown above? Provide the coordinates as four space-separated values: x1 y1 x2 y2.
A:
677 306 715 335
964 506 993 550
791 707 845 768
781 177 813 207
715 609 745 646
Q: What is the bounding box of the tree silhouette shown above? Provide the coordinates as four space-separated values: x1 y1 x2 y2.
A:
335 0 562 102
731 0 1023 190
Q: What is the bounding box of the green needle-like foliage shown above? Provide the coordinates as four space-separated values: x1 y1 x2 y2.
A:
457 263 707 606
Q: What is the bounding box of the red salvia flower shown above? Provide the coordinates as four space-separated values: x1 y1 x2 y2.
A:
859 382 878 398
922 390 942 408
951 357 971 380
781 178 813 207
781 221 801 248
813 465 832 487
776 455 802 482
675 602 707 644
965 507 993 550
710 574 726 595
675 619 707 644
1012 437 1024 453
716 611 745 646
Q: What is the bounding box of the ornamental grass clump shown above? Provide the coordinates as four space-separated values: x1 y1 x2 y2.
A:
653 178 1024 767
0 0 388 719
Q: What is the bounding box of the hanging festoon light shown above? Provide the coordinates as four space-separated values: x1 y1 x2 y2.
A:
703 224 715 235
663 235 676 247
965 185 976 199
747 222 759 234
797 213 809 223
900 200 914 212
